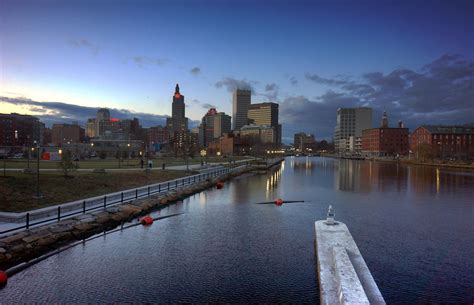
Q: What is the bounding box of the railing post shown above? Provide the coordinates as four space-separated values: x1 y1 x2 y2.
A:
148 186 150 196
83 200 86 214
26 212 30 229
104 196 107 209
159 184 161 192
136 189 138 199
121 192 124 202
176 180 178 188
168 181 170 190
57 206 61 222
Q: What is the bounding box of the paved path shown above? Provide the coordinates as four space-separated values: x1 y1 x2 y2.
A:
0 164 245 236
2 158 254 172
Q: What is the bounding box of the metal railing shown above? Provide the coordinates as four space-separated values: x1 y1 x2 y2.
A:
1 165 244 235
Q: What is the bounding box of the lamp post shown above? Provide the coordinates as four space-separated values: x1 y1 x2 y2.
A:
127 143 131 166
145 146 149 173
200 149 207 167
27 135 30 169
118 144 121 169
34 141 42 198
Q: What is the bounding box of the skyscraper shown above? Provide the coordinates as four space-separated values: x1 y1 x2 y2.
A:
214 112 231 138
167 83 188 133
232 89 251 130
199 108 217 147
247 102 281 143
334 107 372 153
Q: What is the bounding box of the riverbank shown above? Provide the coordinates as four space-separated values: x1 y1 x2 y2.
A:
0 170 192 212
368 158 474 170
320 153 474 170
0 158 283 275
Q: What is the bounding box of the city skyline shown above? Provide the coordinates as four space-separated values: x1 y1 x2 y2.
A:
1 0 473 142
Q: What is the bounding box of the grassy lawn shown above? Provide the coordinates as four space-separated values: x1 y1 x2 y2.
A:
0 170 192 212
1 156 253 170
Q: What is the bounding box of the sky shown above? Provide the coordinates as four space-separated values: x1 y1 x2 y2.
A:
1 0 473 142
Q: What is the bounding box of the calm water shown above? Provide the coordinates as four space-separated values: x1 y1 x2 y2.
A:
1 157 473 304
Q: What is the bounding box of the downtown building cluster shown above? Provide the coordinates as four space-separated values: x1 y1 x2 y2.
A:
0 84 283 159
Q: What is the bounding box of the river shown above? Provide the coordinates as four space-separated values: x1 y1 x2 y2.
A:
1 157 473 303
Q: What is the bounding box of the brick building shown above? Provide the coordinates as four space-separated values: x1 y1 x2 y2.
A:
51 123 85 145
208 133 250 156
361 112 409 157
0 113 41 146
411 125 474 159
146 126 169 145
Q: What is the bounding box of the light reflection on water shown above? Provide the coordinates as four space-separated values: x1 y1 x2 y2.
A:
0 157 473 304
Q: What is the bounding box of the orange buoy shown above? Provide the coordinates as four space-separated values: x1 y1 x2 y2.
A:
275 198 284 206
216 181 224 189
140 216 154 226
0 270 7 288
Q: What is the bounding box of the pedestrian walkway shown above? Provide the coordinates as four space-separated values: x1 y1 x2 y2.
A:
0 165 244 237
2 158 254 172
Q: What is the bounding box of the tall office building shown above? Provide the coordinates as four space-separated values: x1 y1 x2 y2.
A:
198 109 232 147
199 108 217 147
214 112 231 138
232 89 251 130
167 83 189 133
96 108 110 121
334 107 372 153
247 102 281 144
86 118 97 138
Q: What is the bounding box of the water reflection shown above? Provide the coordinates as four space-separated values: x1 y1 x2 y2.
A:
266 162 284 199
290 157 474 195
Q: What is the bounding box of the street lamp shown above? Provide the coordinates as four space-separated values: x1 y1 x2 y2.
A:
34 141 42 198
27 135 30 169
200 149 207 166
127 143 131 165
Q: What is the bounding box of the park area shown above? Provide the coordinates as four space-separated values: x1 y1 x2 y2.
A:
0 156 250 170
0 170 193 212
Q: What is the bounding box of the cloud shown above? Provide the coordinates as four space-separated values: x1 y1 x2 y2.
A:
289 76 298 86
283 53 474 140
305 73 348 85
0 96 172 128
284 74 298 86
190 67 201 75
129 56 168 68
215 77 257 92
202 103 216 109
67 39 99 55
260 83 279 101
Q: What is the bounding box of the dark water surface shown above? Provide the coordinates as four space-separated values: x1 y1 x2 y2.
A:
1 157 473 304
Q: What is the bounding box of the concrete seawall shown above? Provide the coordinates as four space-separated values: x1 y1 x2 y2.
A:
315 220 385 305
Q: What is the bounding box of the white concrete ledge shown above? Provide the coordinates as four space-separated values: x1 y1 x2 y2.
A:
315 220 385 305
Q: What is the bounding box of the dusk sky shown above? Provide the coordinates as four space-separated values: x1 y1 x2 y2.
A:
1 0 473 142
